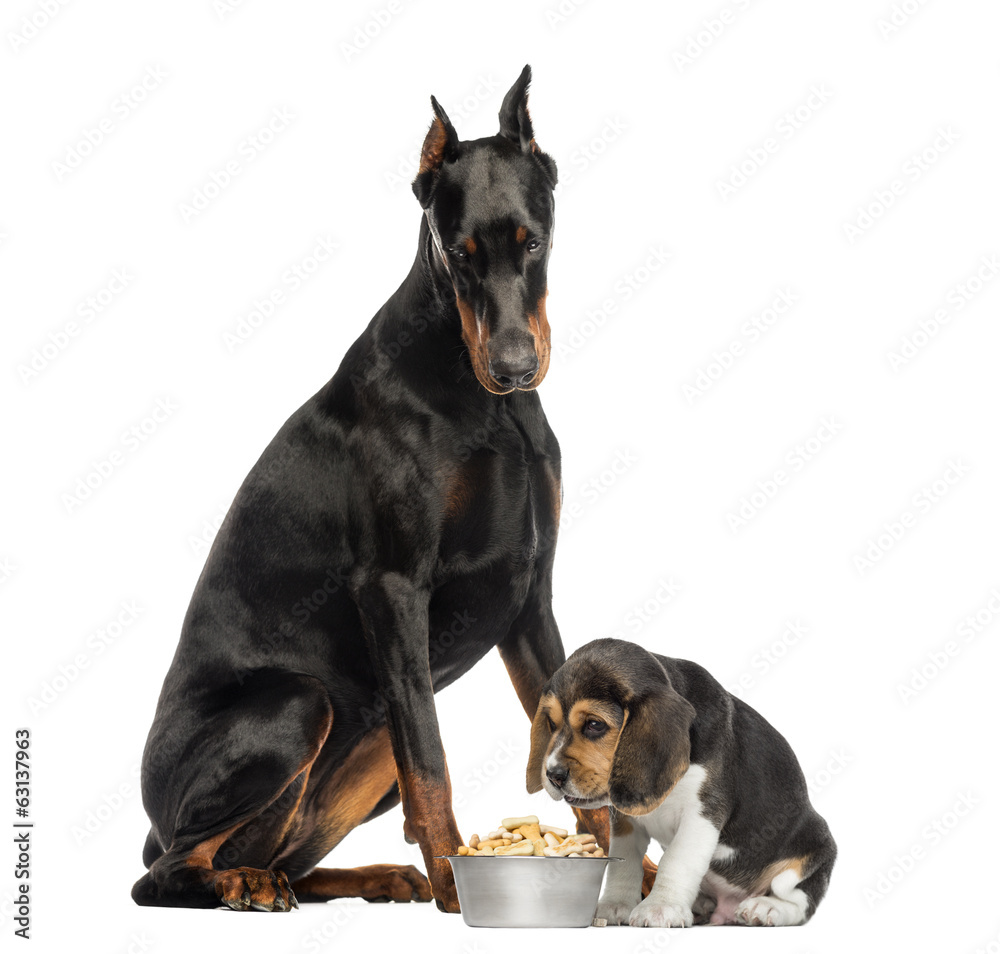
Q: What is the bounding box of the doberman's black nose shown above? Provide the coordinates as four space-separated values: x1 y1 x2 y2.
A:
546 766 569 789
489 353 539 390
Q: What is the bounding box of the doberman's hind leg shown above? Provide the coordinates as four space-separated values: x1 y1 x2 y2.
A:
277 724 432 905
131 670 332 910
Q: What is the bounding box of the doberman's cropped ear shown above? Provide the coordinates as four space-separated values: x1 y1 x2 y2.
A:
499 64 557 188
412 95 459 208
608 667 696 816
526 697 554 794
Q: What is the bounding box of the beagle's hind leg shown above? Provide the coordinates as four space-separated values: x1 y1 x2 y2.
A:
131 670 332 910
734 868 809 926
735 841 836 926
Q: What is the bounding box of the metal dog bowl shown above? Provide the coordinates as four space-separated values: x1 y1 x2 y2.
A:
441 855 621 928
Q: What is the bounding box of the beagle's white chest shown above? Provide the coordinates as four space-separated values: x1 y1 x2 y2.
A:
635 764 716 848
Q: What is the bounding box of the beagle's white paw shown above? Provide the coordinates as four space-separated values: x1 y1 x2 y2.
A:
595 897 637 926
628 897 694 928
734 894 801 926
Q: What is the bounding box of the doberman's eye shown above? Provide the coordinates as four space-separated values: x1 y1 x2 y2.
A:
526 239 541 253
445 246 468 261
582 719 607 738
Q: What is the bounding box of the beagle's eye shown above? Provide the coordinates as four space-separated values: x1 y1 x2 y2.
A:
526 238 541 253
546 715 556 732
582 719 607 738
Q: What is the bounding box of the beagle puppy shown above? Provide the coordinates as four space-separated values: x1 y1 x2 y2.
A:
526 638 836 927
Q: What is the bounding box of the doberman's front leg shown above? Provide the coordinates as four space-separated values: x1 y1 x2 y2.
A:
498 584 658 894
352 571 462 913
497 584 608 842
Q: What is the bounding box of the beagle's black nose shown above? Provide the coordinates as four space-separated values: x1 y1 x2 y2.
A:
546 766 568 789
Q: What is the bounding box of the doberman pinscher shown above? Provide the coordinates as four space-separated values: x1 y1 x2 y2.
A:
131 66 606 913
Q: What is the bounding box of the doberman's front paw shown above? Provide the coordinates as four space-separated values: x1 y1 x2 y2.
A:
214 867 298 912
427 857 460 913
358 864 433 903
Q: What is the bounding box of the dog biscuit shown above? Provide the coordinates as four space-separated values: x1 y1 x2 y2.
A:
459 816 606 858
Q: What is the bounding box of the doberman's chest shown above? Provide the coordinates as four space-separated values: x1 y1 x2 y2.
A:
435 447 557 581
423 446 558 687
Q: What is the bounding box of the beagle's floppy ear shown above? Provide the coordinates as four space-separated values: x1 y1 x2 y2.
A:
526 698 553 794
608 668 696 816
412 95 459 208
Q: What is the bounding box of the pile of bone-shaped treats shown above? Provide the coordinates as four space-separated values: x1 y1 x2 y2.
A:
456 814 606 857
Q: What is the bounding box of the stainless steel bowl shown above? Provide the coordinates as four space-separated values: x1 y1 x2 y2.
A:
441 855 621 928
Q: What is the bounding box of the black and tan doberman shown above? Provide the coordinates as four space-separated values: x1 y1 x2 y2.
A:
131 66 610 913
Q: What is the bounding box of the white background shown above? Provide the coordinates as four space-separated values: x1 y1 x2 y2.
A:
3 0 1000 951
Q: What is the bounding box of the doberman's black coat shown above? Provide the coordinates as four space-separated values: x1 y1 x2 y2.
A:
131 66 599 913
